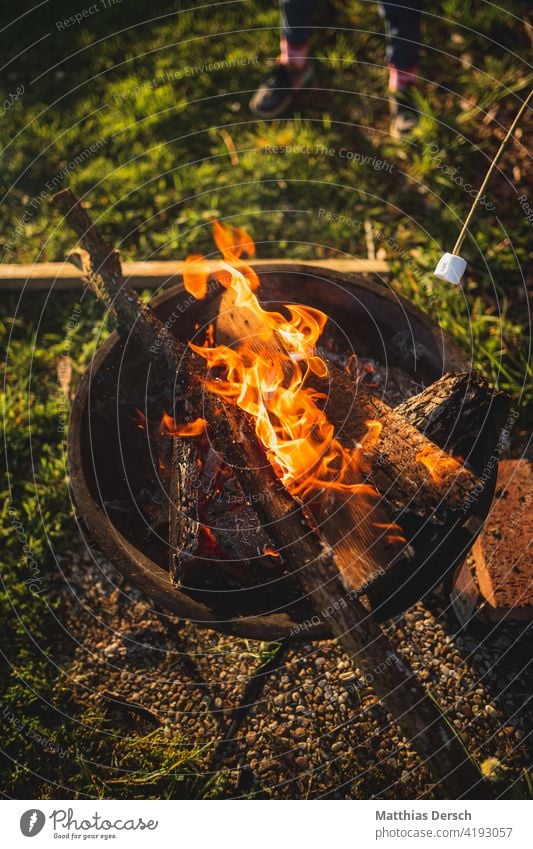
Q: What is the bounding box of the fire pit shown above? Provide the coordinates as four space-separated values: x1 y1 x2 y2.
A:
68 263 497 640
58 189 504 794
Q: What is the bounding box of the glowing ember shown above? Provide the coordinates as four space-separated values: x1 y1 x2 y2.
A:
346 354 380 388
200 524 221 554
416 445 465 484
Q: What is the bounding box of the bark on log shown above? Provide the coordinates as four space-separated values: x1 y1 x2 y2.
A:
395 371 508 449
168 437 200 588
325 377 480 519
216 288 482 521
53 188 485 798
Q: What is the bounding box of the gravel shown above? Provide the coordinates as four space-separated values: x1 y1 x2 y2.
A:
57 545 532 799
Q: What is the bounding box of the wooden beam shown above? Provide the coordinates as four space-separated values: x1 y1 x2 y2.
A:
0 258 390 293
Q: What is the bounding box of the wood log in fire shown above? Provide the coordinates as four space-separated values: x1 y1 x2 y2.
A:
215 286 483 522
395 371 507 448
168 437 200 588
168 433 286 590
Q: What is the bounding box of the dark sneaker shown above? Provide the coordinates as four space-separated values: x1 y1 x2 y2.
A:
389 88 420 138
249 63 314 119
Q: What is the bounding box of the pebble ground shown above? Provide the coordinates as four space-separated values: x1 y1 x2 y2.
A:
58 547 532 799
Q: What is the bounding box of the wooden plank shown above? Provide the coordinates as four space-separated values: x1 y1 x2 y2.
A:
472 459 533 620
0 258 390 292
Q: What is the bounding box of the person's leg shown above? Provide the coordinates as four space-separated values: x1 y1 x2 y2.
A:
381 0 422 76
249 0 317 118
280 0 316 67
379 1 423 135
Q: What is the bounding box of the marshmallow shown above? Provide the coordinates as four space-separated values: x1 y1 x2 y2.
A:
434 252 467 285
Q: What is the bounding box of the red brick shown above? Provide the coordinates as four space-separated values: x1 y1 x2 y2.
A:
472 459 532 620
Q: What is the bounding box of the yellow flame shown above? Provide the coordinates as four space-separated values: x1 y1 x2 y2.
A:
183 222 391 504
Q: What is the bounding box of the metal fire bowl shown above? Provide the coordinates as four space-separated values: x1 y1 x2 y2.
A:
68 265 497 640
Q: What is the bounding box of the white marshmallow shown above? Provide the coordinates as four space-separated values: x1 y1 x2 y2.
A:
434 252 467 285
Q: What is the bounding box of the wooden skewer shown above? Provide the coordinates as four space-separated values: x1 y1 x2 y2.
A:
452 88 532 256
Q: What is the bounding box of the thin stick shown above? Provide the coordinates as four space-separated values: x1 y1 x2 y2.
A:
452 88 532 256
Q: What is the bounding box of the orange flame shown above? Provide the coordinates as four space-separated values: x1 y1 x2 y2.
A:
416 445 465 484
183 221 260 296
183 222 390 503
184 255 212 300
172 418 208 437
134 409 207 438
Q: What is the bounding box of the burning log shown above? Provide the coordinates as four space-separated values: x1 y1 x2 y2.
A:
214 286 482 523
213 286 412 592
209 411 483 797
53 189 485 797
168 436 200 588
395 371 508 449
167 428 286 590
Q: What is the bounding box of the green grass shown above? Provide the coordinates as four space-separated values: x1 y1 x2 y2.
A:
1 298 227 798
1 0 531 798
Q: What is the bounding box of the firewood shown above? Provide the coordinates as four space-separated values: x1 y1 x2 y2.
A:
216 288 483 521
214 408 484 797
168 435 287 590
214 290 412 593
325 378 481 518
168 437 200 588
395 371 508 449
53 188 485 797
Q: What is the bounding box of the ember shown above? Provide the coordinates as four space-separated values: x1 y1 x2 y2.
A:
346 353 380 388
134 408 207 438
